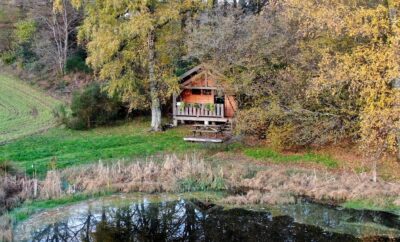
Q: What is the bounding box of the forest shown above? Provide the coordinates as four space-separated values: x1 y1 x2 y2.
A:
0 0 400 241
1 0 399 160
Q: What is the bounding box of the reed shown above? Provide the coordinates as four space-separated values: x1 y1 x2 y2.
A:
223 165 400 206
3 154 400 222
0 215 12 242
62 154 219 193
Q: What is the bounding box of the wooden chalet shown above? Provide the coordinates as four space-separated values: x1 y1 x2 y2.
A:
172 65 237 126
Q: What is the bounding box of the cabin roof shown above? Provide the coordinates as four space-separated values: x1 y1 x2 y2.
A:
177 64 235 95
178 64 227 86
178 65 205 83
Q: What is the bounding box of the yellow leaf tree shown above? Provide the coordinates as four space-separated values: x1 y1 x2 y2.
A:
313 1 400 180
68 0 201 131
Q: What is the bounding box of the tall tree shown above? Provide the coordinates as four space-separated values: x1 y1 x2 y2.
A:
31 0 82 75
71 0 201 131
187 0 399 169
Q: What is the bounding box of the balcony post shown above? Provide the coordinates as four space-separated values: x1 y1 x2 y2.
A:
172 94 177 116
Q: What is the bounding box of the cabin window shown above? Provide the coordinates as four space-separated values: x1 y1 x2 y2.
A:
202 89 212 95
191 89 201 95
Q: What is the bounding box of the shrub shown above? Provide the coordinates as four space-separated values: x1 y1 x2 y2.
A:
14 20 36 44
235 107 270 138
67 117 87 130
8 19 38 67
267 123 296 151
237 102 346 149
65 49 91 73
52 104 70 125
0 51 16 65
68 83 123 130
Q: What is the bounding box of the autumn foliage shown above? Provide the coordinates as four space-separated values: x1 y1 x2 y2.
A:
2 0 398 159
187 0 399 158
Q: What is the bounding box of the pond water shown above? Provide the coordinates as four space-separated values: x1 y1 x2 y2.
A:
14 194 400 242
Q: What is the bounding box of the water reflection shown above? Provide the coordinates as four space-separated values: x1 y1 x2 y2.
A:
16 198 377 242
278 200 400 239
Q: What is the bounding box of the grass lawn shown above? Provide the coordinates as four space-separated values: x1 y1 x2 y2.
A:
0 117 343 177
244 147 339 168
0 119 200 176
0 74 60 144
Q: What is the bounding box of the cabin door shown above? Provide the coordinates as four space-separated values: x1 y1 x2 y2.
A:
214 95 224 105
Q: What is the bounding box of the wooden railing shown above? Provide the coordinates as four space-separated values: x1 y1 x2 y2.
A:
175 103 224 118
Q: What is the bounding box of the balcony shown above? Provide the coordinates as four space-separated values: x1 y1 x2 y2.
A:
174 103 224 118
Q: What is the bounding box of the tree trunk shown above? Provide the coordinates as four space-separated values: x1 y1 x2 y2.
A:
62 4 69 75
148 29 162 131
397 133 400 162
372 159 377 183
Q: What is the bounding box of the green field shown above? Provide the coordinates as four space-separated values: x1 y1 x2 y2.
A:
0 74 202 176
0 119 200 175
0 74 59 144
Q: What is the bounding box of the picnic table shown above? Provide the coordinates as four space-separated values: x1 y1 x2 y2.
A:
191 124 224 138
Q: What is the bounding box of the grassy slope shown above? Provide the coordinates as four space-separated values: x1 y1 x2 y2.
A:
0 119 199 175
0 74 59 144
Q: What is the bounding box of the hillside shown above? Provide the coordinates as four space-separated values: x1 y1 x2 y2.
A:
0 74 59 144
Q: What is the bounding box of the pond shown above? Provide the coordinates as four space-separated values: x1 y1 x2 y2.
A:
14 194 400 241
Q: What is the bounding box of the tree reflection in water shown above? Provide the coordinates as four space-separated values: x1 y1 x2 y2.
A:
28 199 369 242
